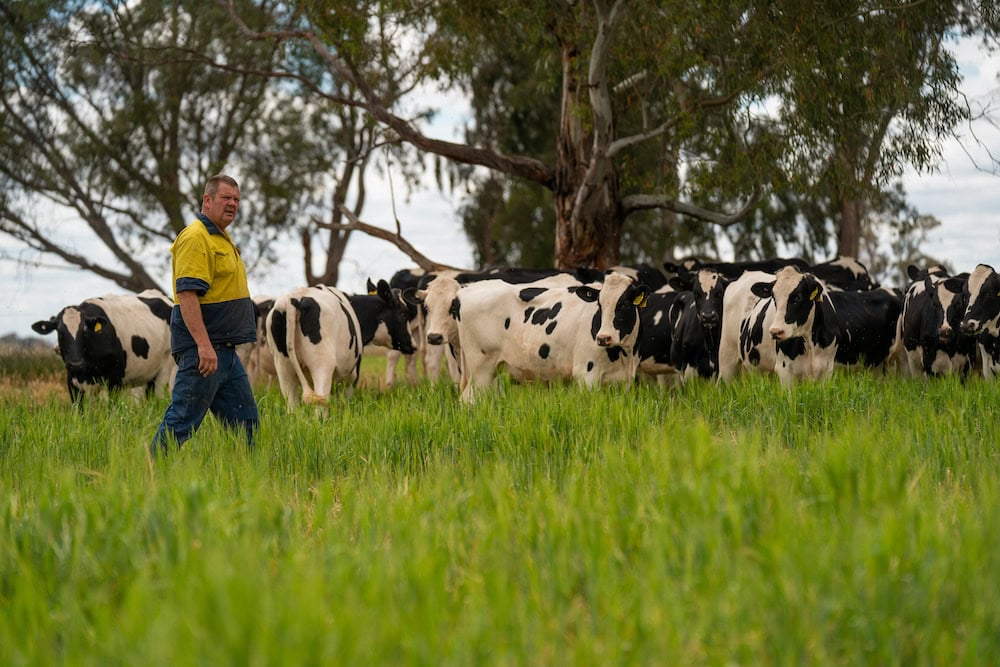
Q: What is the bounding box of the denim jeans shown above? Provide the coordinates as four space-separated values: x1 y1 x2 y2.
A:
151 344 259 454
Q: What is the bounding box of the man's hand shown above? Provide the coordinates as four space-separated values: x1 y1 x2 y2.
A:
196 342 218 376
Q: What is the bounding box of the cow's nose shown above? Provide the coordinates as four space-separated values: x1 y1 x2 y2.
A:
938 327 953 342
427 333 444 346
596 334 612 347
699 312 719 327
961 320 980 335
769 328 785 341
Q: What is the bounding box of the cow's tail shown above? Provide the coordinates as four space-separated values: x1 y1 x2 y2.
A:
286 297 318 404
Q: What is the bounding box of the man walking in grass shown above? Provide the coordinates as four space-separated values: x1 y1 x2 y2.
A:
151 174 259 454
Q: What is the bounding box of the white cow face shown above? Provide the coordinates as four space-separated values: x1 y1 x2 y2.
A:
415 276 462 347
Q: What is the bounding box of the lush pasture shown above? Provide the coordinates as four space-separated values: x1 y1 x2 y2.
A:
2 353 999 665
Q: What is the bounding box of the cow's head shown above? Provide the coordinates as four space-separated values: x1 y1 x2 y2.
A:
751 267 825 342
959 264 1000 336
31 302 117 370
923 274 968 344
576 272 649 349
413 275 462 347
365 278 416 354
691 269 729 329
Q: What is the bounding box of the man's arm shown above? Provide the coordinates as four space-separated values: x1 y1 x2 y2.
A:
177 290 217 376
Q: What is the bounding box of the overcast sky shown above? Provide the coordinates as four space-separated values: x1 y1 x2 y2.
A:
2 36 998 340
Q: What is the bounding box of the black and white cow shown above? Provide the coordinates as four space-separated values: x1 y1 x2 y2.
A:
720 267 902 386
31 289 176 403
955 264 1000 378
265 279 415 409
899 266 975 377
453 271 649 403
633 287 685 383
412 269 598 384
666 269 730 381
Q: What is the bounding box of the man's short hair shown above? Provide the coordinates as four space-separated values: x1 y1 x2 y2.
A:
204 174 239 197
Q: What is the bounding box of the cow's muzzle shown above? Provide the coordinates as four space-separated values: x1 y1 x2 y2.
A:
596 334 614 347
961 320 982 336
427 333 444 346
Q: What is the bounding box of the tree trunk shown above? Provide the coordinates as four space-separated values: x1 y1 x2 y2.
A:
552 42 621 270
837 196 862 259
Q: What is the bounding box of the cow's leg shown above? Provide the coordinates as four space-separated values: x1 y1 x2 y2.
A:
272 356 303 409
424 344 444 382
385 349 401 388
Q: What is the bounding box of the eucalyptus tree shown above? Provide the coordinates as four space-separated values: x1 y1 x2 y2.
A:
222 0 998 272
0 0 361 292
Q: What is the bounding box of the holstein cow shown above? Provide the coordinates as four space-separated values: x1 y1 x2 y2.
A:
266 279 415 409
631 287 685 384
955 264 1000 378
453 271 649 403
720 267 901 386
666 269 730 381
412 269 598 384
899 266 974 377
31 289 176 403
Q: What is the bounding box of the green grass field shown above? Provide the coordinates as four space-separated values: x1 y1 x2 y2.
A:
2 354 999 665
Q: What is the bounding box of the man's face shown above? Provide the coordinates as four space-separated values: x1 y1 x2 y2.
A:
203 183 240 228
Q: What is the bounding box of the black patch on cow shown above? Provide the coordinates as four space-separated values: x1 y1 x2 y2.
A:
131 335 151 359
523 307 535 324
293 297 324 344
538 344 550 359
587 361 594 372
546 321 557 335
519 287 546 302
504 317 511 330
449 297 461 322
590 309 602 341
269 309 288 356
612 290 641 342
570 286 600 303
605 346 622 363
777 337 806 360
338 301 360 352
138 296 173 322
530 301 562 326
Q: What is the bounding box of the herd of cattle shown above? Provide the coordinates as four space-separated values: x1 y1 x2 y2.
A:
29 256 1000 407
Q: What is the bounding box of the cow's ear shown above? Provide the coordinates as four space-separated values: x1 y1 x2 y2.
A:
31 317 57 335
376 279 394 303
906 265 923 281
667 276 689 292
574 286 600 303
807 279 824 302
401 287 422 305
942 277 965 295
630 284 650 308
750 281 774 299
87 316 110 334
366 278 378 295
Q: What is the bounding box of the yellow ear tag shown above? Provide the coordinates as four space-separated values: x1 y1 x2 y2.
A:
633 294 648 308
94 322 103 333
809 287 819 302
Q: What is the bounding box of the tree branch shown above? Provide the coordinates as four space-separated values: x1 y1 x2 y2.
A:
218 0 557 188
621 189 762 227
312 205 462 273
